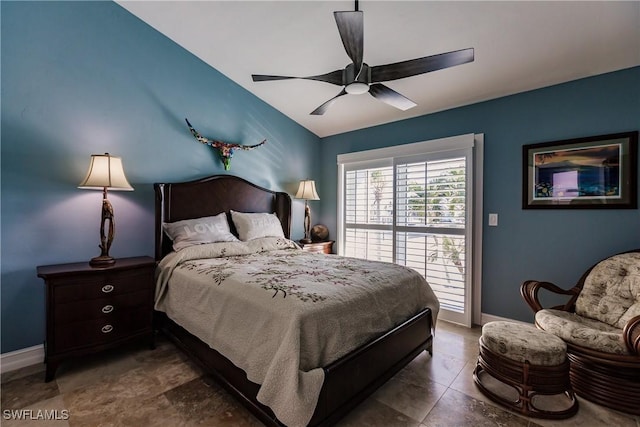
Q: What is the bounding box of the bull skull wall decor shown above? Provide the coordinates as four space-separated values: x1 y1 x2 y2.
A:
185 118 266 170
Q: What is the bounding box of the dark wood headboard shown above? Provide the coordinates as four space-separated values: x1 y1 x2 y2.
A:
154 175 292 260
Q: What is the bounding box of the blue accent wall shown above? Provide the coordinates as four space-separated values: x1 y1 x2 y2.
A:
319 66 640 323
1 1 639 355
1 1 320 353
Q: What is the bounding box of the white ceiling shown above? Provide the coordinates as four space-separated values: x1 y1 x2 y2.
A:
117 1 640 138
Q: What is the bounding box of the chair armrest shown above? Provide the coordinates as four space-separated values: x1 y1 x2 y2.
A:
520 280 580 313
623 315 640 356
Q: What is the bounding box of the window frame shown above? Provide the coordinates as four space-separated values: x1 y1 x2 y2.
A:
337 134 484 326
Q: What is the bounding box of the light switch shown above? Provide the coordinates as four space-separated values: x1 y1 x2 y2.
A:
488 213 498 226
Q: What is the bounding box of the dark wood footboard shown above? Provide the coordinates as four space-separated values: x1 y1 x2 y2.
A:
312 308 432 426
155 308 432 426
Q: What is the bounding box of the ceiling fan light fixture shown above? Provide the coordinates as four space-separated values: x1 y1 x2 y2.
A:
251 1 474 115
345 82 369 95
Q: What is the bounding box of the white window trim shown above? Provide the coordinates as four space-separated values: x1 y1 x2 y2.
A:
337 133 484 326
472 134 484 326
337 133 476 165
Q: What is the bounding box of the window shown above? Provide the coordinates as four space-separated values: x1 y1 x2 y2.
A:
344 165 393 262
338 134 483 326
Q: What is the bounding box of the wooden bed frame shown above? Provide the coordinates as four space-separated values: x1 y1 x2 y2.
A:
154 174 433 426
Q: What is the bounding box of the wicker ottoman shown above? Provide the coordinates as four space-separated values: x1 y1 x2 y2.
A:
473 321 578 419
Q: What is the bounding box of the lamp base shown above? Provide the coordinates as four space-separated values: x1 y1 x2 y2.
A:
89 255 116 267
299 237 313 244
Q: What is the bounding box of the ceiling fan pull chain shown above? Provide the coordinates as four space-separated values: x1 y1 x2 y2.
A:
355 63 364 80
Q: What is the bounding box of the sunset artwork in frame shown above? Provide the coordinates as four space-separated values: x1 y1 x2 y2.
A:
522 131 638 209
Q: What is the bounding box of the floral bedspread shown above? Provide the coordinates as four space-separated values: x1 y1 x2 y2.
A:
155 237 439 427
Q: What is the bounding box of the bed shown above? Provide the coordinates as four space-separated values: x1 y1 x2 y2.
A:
153 174 438 426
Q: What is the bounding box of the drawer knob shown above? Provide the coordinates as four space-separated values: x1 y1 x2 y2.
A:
101 324 113 333
101 284 114 293
101 305 114 314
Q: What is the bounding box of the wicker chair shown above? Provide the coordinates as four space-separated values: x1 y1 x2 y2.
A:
520 249 640 416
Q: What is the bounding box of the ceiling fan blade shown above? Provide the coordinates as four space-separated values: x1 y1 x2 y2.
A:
334 11 364 74
252 69 344 86
251 74 296 82
371 48 474 83
310 89 347 115
369 83 417 111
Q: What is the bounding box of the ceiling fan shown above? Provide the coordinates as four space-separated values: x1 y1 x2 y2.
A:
251 1 474 115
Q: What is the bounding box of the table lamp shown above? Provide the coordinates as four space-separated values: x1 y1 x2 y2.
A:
78 153 133 266
295 179 320 244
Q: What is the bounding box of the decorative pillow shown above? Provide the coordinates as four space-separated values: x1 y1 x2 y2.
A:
163 213 238 251
575 252 640 328
230 210 285 241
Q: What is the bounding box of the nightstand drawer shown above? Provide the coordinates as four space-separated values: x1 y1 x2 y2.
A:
53 309 152 353
54 289 152 324
53 269 153 303
38 256 157 381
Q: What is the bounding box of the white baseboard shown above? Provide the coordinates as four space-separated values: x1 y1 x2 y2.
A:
0 345 45 373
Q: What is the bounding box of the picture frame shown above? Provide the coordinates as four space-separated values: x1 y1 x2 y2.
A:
522 131 638 209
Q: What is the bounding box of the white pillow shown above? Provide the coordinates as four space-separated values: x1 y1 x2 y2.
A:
230 210 285 241
163 213 238 251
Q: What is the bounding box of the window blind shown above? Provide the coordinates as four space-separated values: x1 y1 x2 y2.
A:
337 133 478 326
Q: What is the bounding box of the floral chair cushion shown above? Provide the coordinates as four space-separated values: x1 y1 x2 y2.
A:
481 321 566 366
574 252 640 329
536 308 629 355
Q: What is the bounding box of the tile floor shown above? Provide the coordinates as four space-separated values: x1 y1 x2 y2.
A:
2 321 638 427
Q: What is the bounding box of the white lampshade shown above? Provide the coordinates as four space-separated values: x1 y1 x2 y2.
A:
295 180 320 200
78 153 133 191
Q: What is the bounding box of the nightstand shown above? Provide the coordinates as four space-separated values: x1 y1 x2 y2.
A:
298 240 334 254
37 256 156 381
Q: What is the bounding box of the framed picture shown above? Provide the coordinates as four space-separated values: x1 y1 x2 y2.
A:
522 131 638 209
